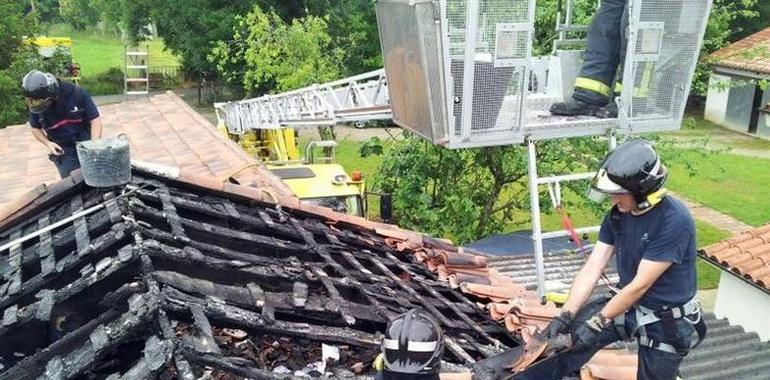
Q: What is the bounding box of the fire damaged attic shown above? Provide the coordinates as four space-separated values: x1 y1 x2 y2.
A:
0 167 522 380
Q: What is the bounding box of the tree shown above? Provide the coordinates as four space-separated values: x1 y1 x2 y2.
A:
210 4 343 94
306 0 382 76
59 0 99 30
0 0 39 127
369 135 608 244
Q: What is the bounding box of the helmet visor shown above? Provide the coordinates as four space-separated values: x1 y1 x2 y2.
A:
25 97 53 114
587 168 627 203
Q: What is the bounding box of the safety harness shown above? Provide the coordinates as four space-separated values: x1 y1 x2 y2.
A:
612 297 707 355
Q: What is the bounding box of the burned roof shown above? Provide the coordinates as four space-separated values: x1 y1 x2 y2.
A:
0 168 519 379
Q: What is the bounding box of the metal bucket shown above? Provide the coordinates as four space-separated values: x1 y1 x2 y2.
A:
76 134 131 187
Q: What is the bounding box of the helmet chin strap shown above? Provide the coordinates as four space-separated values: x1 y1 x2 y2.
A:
635 188 668 211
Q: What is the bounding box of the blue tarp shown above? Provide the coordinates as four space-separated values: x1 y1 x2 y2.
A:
465 230 589 257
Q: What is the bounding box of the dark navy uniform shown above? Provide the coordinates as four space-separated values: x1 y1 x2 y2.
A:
29 82 99 178
572 0 629 106
523 196 699 380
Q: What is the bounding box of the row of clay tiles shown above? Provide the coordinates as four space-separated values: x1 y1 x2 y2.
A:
0 162 638 380
700 224 770 290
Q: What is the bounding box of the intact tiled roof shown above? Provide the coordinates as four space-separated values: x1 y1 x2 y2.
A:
0 91 294 210
0 164 638 379
707 27 770 75
699 224 770 292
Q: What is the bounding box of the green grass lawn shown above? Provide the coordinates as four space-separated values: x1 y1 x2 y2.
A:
43 24 179 77
663 149 770 227
695 221 730 289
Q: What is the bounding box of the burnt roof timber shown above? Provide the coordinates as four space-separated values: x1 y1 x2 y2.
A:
1 173 518 377
160 287 382 348
0 224 130 311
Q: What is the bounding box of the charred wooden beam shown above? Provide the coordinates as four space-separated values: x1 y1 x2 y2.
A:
0 224 129 311
141 240 304 284
157 308 195 380
161 287 381 349
108 335 174 380
37 214 55 277
0 307 123 380
158 187 186 238
154 268 382 324
289 219 357 325
0 245 136 337
131 204 309 259
70 194 91 257
189 304 221 354
133 189 304 243
5 231 22 296
153 271 266 310
32 294 157 380
141 228 308 267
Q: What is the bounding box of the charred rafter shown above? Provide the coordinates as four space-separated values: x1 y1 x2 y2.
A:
0 174 517 379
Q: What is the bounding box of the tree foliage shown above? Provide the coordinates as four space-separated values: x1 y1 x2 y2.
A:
59 0 99 30
0 0 39 127
211 5 343 94
370 135 609 244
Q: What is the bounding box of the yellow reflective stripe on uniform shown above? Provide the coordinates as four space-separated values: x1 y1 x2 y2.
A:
614 82 623 93
574 77 612 97
373 353 385 371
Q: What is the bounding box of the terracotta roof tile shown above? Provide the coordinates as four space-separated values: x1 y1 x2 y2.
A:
699 223 770 293
0 91 294 217
707 28 770 75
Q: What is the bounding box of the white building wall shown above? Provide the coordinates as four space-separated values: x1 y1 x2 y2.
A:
704 73 730 124
714 272 770 341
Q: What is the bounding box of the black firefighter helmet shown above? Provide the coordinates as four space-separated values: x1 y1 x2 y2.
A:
22 70 59 114
588 139 668 209
382 308 444 374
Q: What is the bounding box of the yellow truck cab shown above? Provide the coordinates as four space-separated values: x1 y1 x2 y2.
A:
268 164 365 217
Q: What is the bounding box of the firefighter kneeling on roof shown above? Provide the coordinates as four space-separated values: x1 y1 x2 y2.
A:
522 139 707 380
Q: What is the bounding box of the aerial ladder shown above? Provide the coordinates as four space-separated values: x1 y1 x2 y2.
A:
215 0 713 301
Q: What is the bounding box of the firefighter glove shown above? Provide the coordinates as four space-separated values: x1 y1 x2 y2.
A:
542 310 574 339
573 313 611 349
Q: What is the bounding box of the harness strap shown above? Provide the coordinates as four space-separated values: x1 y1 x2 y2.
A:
632 297 707 355
612 312 628 341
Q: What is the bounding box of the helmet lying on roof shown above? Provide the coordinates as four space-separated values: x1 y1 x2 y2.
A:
382 308 444 374
588 139 668 210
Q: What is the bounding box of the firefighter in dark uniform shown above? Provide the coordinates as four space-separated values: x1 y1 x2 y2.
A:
23 70 103 178
531 139 706 380
550 0 628 118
